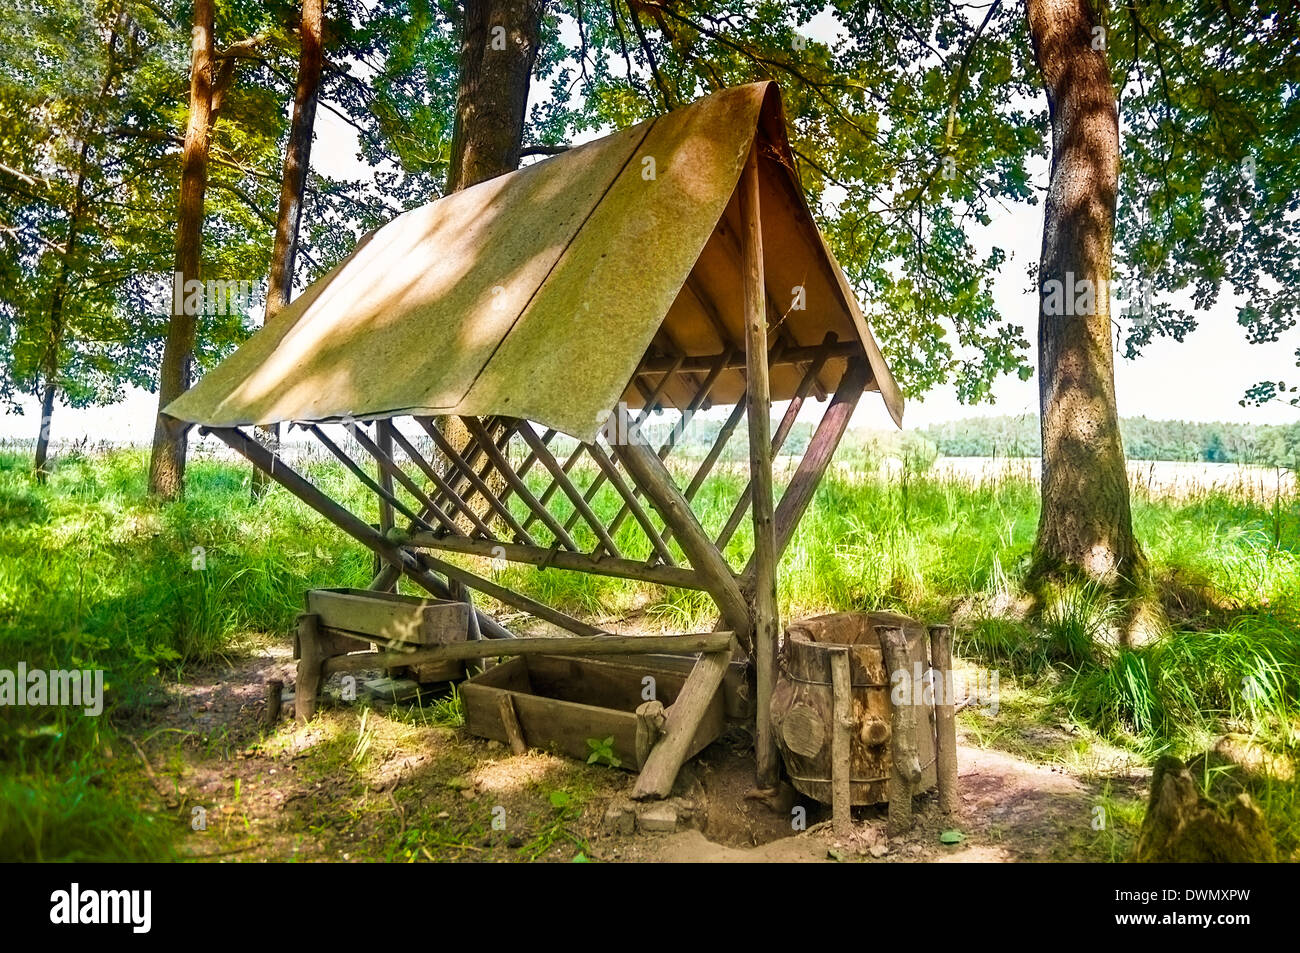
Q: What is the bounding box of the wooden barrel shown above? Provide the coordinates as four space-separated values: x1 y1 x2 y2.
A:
770 611 937 805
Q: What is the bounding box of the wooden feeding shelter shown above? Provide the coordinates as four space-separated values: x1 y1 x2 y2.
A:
163 81 908 801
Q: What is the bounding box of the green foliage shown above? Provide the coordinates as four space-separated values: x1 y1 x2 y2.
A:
585 736 620 769
919 414 1300 468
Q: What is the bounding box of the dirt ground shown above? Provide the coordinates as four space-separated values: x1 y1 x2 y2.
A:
118 640 1150 863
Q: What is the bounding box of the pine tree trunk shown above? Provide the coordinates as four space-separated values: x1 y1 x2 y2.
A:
252 0 325 500
441 0 545 525
148 0 214 499
1025 0 1145 609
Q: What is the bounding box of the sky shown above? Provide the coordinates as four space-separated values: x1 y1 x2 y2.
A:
3 12 1296 446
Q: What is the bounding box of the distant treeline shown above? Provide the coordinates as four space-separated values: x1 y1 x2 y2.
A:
918 416 1300 466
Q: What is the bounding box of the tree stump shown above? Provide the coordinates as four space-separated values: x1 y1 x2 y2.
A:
1133 756 1276 863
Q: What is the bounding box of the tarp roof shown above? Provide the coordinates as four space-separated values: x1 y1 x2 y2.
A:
165 82 903 442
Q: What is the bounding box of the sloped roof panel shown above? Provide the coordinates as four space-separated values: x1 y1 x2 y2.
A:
165 82 903 441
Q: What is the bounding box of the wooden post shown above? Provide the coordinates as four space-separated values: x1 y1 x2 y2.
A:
632 647 733 800
497 693 528 755
374 421 395 545
265 679 283 726
635 700 666 769
295 613 323 722
829 646 853 836
929 624 960 814
739 143 780 790
878 625 921 835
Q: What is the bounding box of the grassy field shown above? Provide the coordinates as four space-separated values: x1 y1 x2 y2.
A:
1 439 1296 860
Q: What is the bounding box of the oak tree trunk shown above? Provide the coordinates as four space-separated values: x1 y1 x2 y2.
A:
1025 0 1145 614
252 0 325 500
446 0 545 193
148 0 215 499
441 0 545 523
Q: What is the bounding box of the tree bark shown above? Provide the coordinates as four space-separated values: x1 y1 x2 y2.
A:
1025 0 1144 605
440 0 546 520
252 0 325 500
148 0 215 499
446 0 546 193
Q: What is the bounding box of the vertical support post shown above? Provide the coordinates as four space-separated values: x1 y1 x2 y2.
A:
740 143 780 790
829 646 853 836
374 420 397 592
878 625 922 835
296 613 323 723
929 624 960 814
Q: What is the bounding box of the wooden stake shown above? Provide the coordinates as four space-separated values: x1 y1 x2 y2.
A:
295 613 323 722
635 700 667 769
878 625 921 835
497 693 528 755
632 647 733 800
740 143 780 789
929 624 960 814
265 678 284 726
829 646 853 836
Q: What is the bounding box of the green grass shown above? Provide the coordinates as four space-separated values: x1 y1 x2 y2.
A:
1 443 1296 860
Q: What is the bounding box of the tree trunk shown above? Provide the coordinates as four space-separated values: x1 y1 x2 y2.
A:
148 0 215 499
446 0 546 193
252 0 325 500
1025 0 1146 626
440 0 545 524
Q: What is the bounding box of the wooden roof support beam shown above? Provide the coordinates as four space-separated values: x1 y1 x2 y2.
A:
635 339 856 375
406 531 698 588
460 416 581 552
740 144 781 789
611 405 753 651
203 425 514 640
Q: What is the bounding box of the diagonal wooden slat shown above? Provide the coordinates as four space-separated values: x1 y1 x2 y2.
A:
582 440 678 566
514 425 622 556
415 417 536 545
714 335 836 551
460 416 580 552
306 424 439 534
349 421 466 536
383 422 497 538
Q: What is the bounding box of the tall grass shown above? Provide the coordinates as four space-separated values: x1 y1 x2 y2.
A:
1 443 1296 859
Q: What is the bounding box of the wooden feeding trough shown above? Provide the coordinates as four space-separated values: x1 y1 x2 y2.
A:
461 654 726 768
161 81 932 808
